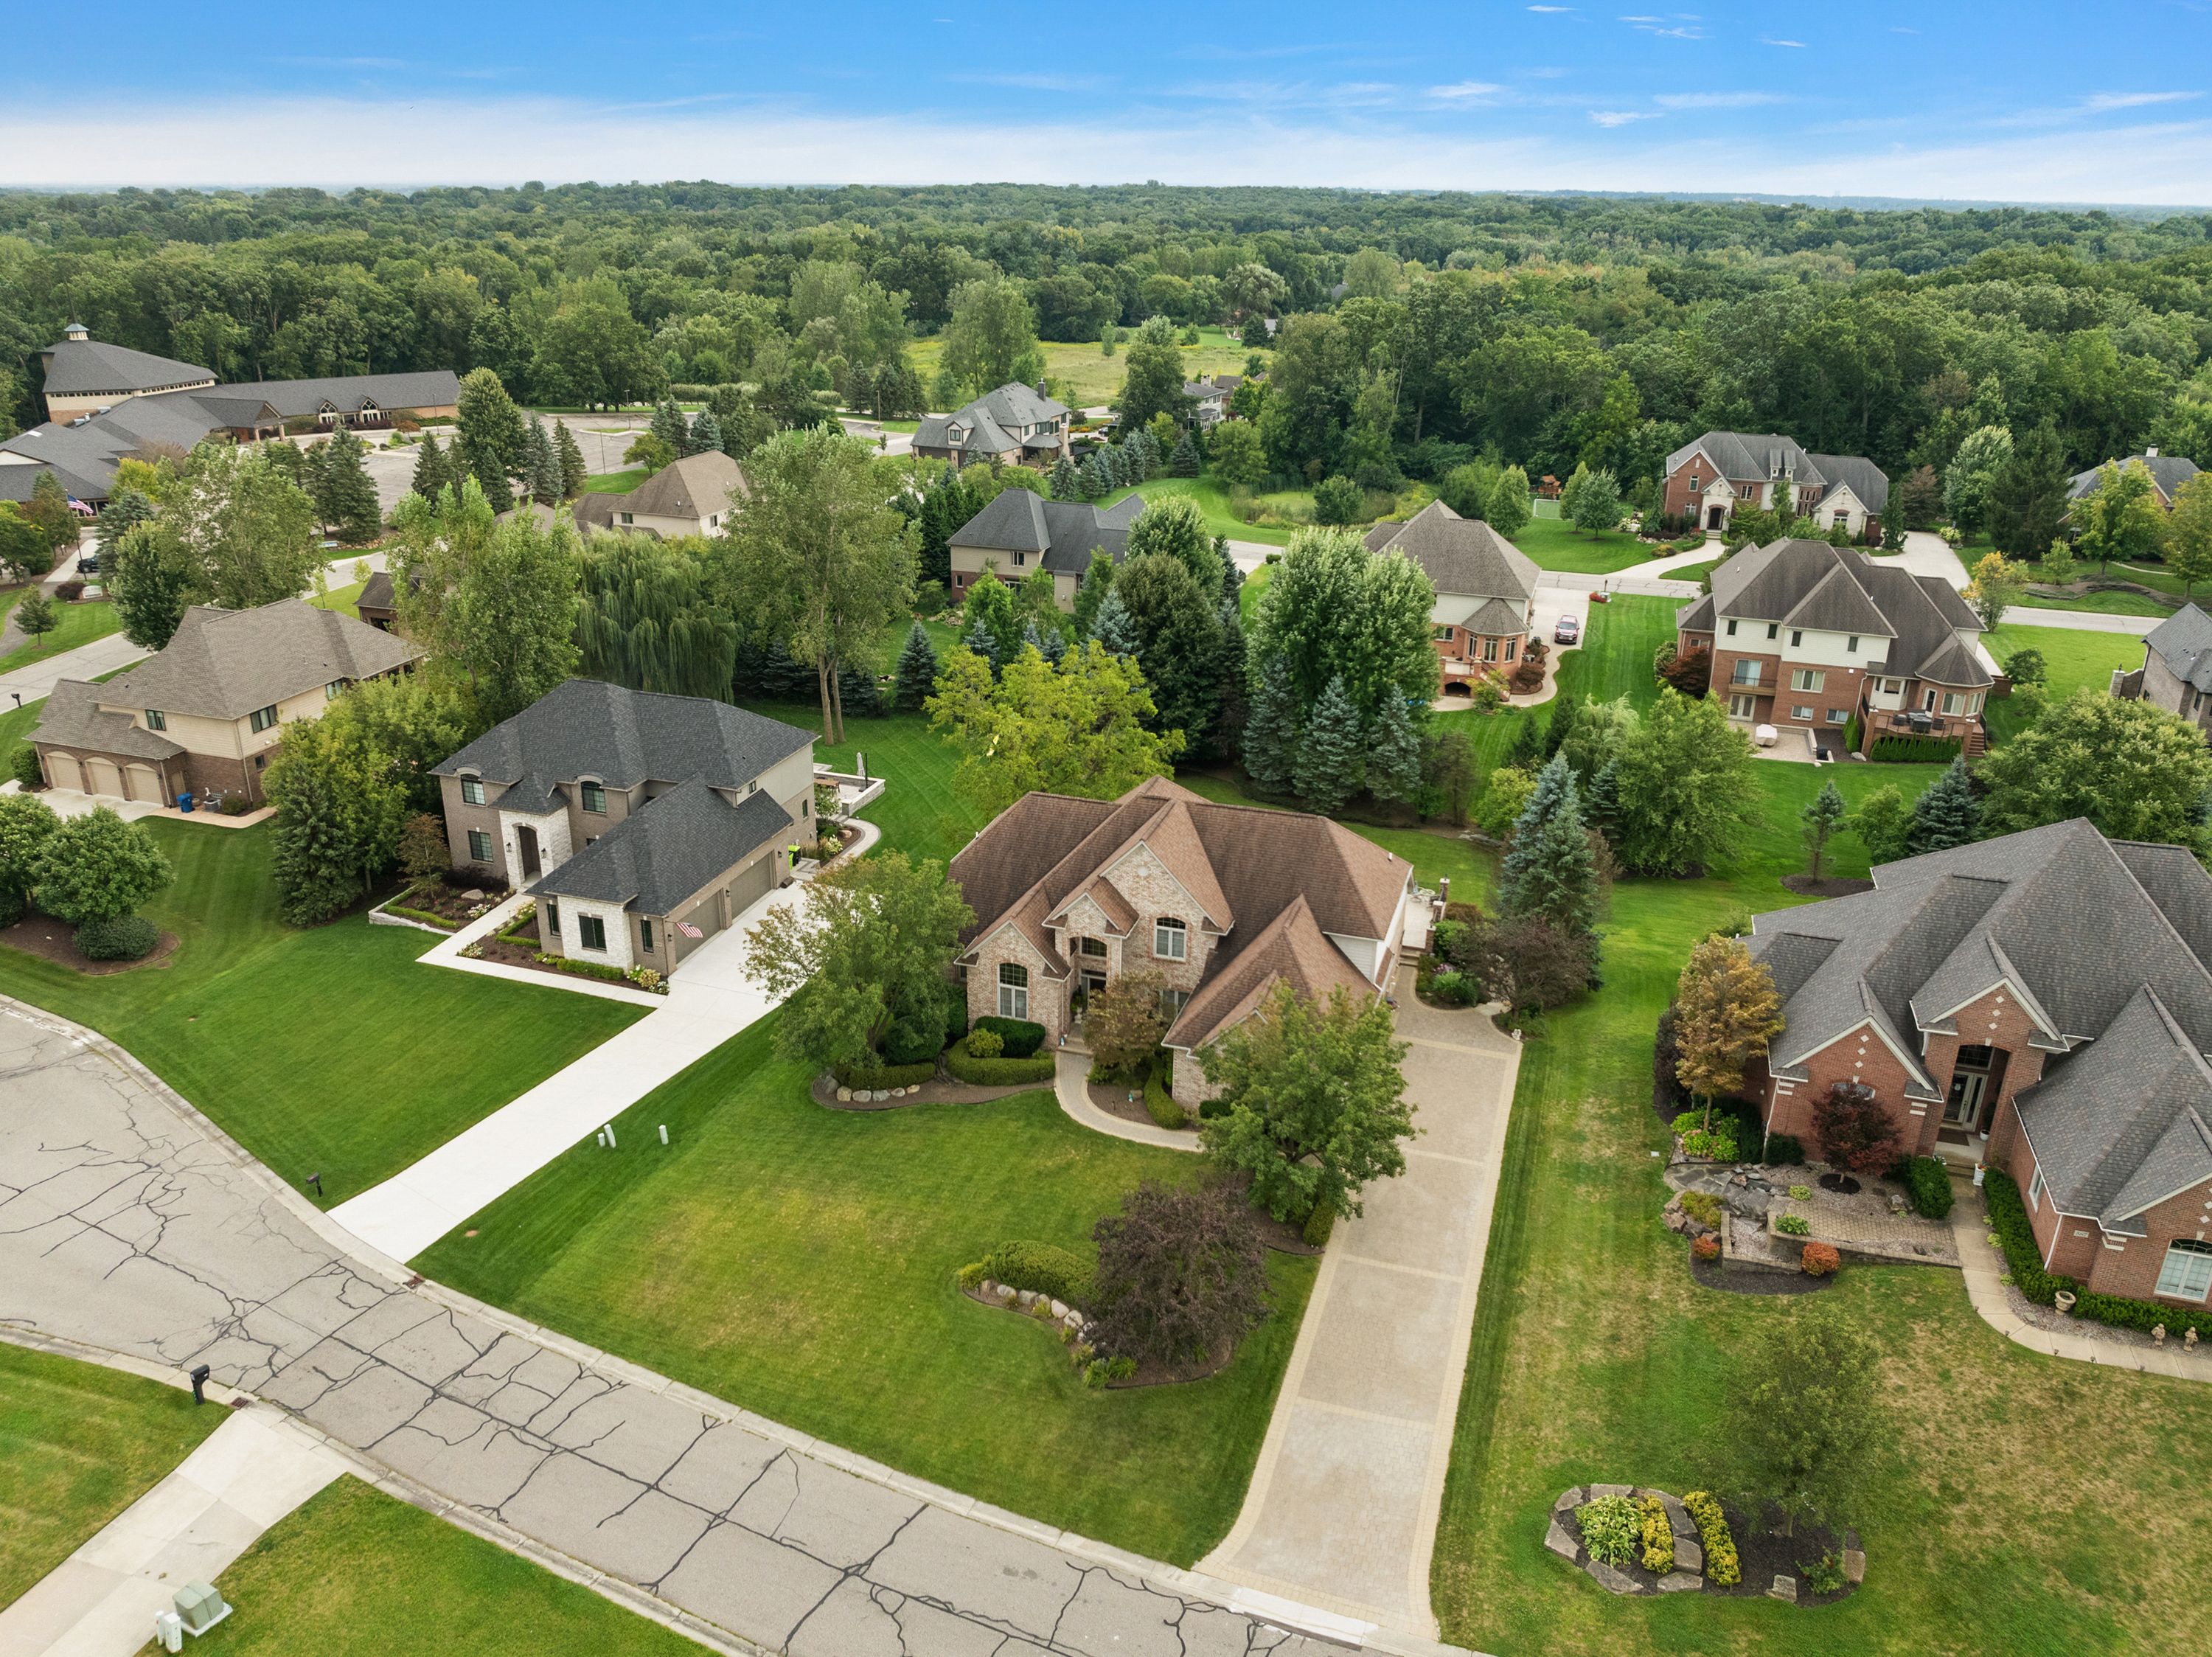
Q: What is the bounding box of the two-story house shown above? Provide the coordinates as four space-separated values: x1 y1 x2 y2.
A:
29 599 420 807
912 383 1071 470
1746 819 2212 1312
1365 501 1539 688
566 450 747 540
431 679 816 982
2067 448 2200 512
948 776 1415 1100
947 487 1144 608
1674 538 1994 755
2113 601 2212 735
1661 431 1890 539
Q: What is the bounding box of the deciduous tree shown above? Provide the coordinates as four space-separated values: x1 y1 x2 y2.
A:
1962 549 2028 632
1088 1182 1269 1369
1672 934 1783 1128
1724 1304 1882 1531
1611 688 1761 876
576 534 737 701
940 276 1045 398
266 713 408 925
1976 690 2212 850
1848 782 1913 866
927 640 1183 816
1085 968 1170 1074
31 807 173 925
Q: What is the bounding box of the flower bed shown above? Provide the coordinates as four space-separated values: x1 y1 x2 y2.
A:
1545 1484 1861 1603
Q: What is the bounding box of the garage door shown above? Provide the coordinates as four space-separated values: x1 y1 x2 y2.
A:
83 757 123 799
725 852 775 919
125 764 163 804
44 751 80 793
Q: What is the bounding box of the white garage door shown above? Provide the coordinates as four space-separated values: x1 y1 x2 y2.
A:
44 751 80 792
125 764 163 803
83 757 123 799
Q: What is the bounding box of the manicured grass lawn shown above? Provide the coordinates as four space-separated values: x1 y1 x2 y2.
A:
0 824 641 1206
908 328 1255 409
0 598 120 674
582 468 647 493
191 1476 700 1656
0 1341 222 1611
2014 586 2171 616
1103 476 1297 546
742 696 982 866
1664 557 1721 587
1982 622 2146 746
309 579 366 617
1511 515 1653 575
417 1021 1316 1566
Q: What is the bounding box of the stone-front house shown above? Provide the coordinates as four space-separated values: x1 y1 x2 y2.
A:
947 777 1415 1100
947 487 1144 608
431 679 815 982
2067 448 2199 512
1660 431 1890 539
913 383 1071 470
29 599 420 807
1747 819 2212 1307
1674 538 1993 756
1365 501 1539 689
2112 601 2212 735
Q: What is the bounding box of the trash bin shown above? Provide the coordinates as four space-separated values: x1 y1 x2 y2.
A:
176 793 195 813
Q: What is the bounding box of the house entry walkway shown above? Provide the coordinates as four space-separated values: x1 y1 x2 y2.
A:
1201 970 1520 1641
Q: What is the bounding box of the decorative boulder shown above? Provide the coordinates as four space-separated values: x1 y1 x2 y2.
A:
1543 1516 1579 1560
836 1087 852 1102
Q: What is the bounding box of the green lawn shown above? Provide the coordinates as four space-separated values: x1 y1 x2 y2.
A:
309 579 366 618
2014 586 2172 616
0 824 641 1206
1983 621 2145 746
910 327 1255 410
1511 515 1654 575
0 599 121 674
582 468 647 493
0 1341 223 1610
1664 557 1722 587
416 1022 1315 1566
1103 476 1297 546
190 1476 700 1656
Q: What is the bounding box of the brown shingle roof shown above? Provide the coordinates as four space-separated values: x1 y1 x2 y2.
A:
1164 894 1377 1051
1365 501 1538 605
622 450 746 521
98 599 421 721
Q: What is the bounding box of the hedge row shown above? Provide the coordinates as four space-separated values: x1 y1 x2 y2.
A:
945 1043 1056 1086
1983 1170 2212 1341
535 952 626 983
977 1240 1092 1307
1143 1065 1186 1129
1868 734 1962 763
383 903 459 931
1905 1156 1954 1218
971 1015 1046 1057
834 1057 936 1090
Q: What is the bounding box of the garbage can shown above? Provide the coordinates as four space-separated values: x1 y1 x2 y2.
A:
176 793 195 813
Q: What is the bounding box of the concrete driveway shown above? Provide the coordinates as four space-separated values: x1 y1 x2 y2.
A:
1202 969 1520 1639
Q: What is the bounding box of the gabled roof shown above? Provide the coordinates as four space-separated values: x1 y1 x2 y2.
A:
1782 563 1893 638
201 369 460 420
41 336 213 396
434 678 813 793
529 777 793 917
1164 894 1377 1052
2068 453 2200 503
948 487 1144 577
1364 501 1538 605
965 382 1068 428
1708 540 1986 687
2141 602 2212 694
914 382 1069 455
29 677 185 762
1664 431 1891 513
97 600 420 721
620 449 745 521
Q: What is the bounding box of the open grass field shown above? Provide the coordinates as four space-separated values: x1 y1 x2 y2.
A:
0 1342 222 1611
1512 515 1655 575
0 598 120 675
0 825 641 1206
416 1021 1316 1566
582 468 648 493
1982 621 2145 746
1105 476 1297 546
308 578 366 618
190 1476 700 1656
908 325 1255 410
2014 586 2172 616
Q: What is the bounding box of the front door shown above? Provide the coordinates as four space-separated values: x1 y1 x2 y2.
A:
1707 504 1725 529
517 824 541 881
1944 1045 1993 1130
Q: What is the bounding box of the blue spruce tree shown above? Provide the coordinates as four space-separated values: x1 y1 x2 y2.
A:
1242 650 1300 794
1292 675 1366 813
1091 586 1142 656
1499 755 1599 942
1366 695 1423 809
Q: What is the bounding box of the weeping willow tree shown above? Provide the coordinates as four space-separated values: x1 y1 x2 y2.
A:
574 533 739 701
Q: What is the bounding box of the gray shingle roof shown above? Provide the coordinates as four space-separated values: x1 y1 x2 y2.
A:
530 777 793 917
914 383 1069 458
1708 540 1987 687
2141 602 2212 693
1364 501 1537 606
203 370 460 420
29 678 185 761
1752 819 2212 1222
1663 431 1891 514
41 336 213 396
949 487 1143 577
2067 453 2201 504
617 450 745 521
434 678 813 793
98 600 422 722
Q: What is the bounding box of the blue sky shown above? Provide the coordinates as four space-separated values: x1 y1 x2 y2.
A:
7 1 2212 204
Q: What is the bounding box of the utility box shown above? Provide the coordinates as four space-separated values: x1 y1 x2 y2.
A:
173 1581 231 1635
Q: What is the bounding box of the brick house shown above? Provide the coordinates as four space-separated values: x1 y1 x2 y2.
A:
1746 819 2212 1307
913 383 1071 471
1365 501 1539 691
431 679 816 982
30 599 420 807
1660 431 1889 539
947 487 1143 608
947 777 1415 1100
2112 601 2212 735
1674 538 1994 756
2067 448 2199 512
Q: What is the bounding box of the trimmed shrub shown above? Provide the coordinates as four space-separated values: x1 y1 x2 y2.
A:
1142 1064 1186 1128
536 953 628 984
1691 1232 1720 1261
1683 1491 1739 1586
1763 1132 1805 1165
945 1043 1057 1087
10 746 41 789
74 914 159 960
1576 1495 1638 1567
832 1057 936 1091
972 1015 1046 1057
1868 734 1962 764
1804 1551 1848 1596
979 1240 1092 1307
882 1015 945 1066
966 1026 1004 1058
1984 1170 2212 1341
1638 1494 1674 1574
1905 1156 1954 1218
1801 1240 1840 1276
1301 1202 1335 1248
1775 1213 1811 1237
1679 1190 1723 1229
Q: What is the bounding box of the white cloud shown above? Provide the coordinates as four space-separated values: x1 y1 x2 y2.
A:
945 72 1110 91
1589 109 1658 127
1429 81 1504 100
1761 35 1807 47
2084 90 2200 111
1526 5 1573 11
1654 91 1785 109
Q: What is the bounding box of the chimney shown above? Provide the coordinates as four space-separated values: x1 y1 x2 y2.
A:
63 322 88 341
2146 446 2160 459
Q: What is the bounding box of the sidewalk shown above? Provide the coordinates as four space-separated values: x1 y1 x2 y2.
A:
0 1406 347 1657
1051 1051 1200 1151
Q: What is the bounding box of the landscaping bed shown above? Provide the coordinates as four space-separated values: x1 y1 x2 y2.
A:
380 876 509 931
1546 1484 1862 1605
0 913 179 975
810 1069 1043 1109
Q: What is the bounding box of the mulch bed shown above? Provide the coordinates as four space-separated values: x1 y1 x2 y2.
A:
1713 1501 1857 1603
1688 1250 1834 1296
0 916 179 976
1085 1075 1186 1130
392 878 511 927
810 1071 1043 1110
1781 875 1876 898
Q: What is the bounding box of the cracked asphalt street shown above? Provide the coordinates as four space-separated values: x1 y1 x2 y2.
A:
0 1003 1340 1657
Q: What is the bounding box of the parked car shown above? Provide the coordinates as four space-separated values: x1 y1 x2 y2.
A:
1553 614 1581 645
74 549 100 574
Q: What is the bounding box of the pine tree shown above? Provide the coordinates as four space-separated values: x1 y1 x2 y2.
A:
1242 650 1300 794
1091 586 1141 657
1167 428 1200 477
1292 675 1366 813
1210 595 1250 762
690 409 725 456
1544 692 1579 759
651 399 690 456
1110 440 1135 486
1049 454 1081 501
1036 621 1067 665
1366 695 1422 809
1802 779 1849 880
525 415 562 505
1080 447 1116 499
892 622 940 711
554 421 588 499
1585 759 1621 844
962 612 1000 671
1072 549 1115 636
1506 710 1545 771
1022 619 1046 658
1908 757 1980 854
410 431 451 501
1500 756 1597 939
314 428 382 543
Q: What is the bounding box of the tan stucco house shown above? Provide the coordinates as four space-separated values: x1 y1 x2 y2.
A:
913 383 1071 470
947 487 1143 609
1366 501 1538 689
30 600 421 807
431 679 816 982
567 450 747 541
948 776 1415 1100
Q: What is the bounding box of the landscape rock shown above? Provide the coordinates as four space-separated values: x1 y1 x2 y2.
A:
1589 1483 1632 1499
1660 1494 1692 1537
1674 1536 1703 1574
836 1087 852 1102
1543 1517 1580 1561
1553 1487 1585 1513
1049 1299 1068 1319
1843 1548 1865 1585
1768 1574 1798 1602
992 1285 1015 1305
1657 1571 1703 1594
1584 1559 1642 1595
1016 1290 1039 1310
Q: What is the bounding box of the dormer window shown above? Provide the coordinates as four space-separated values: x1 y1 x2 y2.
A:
581 781 607 814
459 777 484 806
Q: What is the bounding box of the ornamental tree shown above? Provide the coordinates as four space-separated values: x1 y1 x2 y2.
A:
1085 968 1170 1074
1802 780 1848 880
1962 549 2028 633
1672 934 1784 1129
1088 1181 1270 1370
32 807 174 925
1199 981 1415 1224
1812 1079 1902 1174
1723 1303 1882 1531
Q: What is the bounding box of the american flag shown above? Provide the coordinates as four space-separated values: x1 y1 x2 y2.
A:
676 921 703 939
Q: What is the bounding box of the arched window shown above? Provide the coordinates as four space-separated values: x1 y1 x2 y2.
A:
2155 1238 2212 1302
1153 917 1187 961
